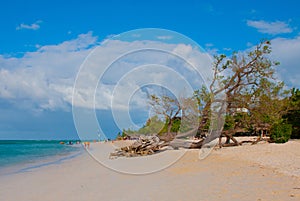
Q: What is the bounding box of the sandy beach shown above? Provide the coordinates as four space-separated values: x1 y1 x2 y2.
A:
0 140 299 201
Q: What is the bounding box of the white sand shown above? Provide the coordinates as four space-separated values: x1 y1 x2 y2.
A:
0 140 299 201
215 139 300 177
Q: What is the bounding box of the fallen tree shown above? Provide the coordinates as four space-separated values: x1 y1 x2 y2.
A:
110 135 167 158
109 132 270 158
110 41 286 158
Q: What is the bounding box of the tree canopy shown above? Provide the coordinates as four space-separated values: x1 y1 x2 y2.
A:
121 40 300 145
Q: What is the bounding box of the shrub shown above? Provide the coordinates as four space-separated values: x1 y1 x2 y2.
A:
270 123 292 143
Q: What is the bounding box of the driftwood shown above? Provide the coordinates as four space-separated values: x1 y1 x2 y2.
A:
218 130 241 148
110 127 221 158
251 137 271 144
110 136 168 158
110 133 207 158
218 132 271 147
169 138 204 149
175 128 198 139
110 128 268 158
158 132 176 142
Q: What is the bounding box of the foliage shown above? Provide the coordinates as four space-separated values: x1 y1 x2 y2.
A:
149 93 199 134
249 79 290 129
196 40 281 137
223 115 234 131
270 122 292 143
156 117 181 135
193 87 211 134
211 40 278 101
149 94 181 134
120 40 299 142
121 115 182 136
139 116 165 135
284 88 300 139
116 132 122 140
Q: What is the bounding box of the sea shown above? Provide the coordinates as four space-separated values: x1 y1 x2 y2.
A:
0 140 83 176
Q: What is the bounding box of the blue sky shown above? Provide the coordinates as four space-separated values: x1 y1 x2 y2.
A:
0 0 300 140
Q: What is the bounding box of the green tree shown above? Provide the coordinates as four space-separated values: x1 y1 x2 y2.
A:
284 88 300 138
138 115 165 135
149 94 181 135
250 79 290 129
270 123 292 143
197 40 282 146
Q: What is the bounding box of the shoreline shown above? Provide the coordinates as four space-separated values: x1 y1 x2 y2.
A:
1 140 299 201
0 146 83 177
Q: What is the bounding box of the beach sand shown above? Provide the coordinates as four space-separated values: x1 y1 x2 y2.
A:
0 140 299 201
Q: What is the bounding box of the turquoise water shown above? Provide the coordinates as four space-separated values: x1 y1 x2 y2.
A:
0 140 82 174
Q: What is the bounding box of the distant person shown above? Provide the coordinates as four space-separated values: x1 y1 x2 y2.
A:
84 141 90 149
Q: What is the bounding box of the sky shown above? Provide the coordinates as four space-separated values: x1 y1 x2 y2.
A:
0 0 300 140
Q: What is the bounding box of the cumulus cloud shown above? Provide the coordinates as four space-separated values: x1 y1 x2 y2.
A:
0 32 213 114
74 39 212 111
16 20 42 31
0 32 98 111
247 20 293 35
5 30 299 115
233 36 300 88
270 35 300 87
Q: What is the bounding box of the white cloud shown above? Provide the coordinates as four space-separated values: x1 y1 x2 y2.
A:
0 32 98 111
232 38 300 88
0 33 213 113
270 35 300 87
16 20 42 31
247 20 293 35
74 39 212 111
16 30 299 121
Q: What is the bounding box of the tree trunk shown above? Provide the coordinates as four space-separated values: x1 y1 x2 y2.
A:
197 102 211 135
175 128 198 138
167 119 172 135
169 138 204 149
219 130 240 147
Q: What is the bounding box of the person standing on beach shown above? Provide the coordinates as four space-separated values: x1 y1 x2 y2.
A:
84 141 90 149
